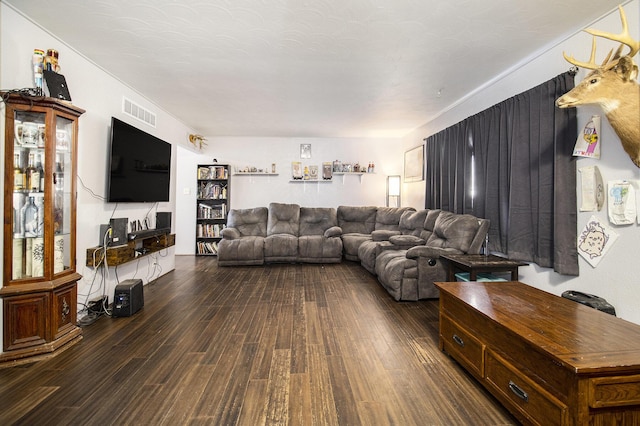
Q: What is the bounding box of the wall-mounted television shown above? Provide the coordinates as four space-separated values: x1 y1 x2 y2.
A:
107 117 172 203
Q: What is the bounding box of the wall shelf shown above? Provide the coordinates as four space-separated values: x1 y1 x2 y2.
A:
86 233 175 267
289 179 333 183
234 172 278 176
332 172 374 175
332 172 375 183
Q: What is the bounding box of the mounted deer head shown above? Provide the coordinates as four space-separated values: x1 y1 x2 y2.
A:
556 5 640 167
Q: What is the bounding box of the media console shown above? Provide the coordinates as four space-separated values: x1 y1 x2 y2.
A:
435 281 640 425
128 227 171 241
86 232 175 267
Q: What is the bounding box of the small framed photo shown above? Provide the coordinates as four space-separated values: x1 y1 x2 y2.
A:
322 162 333 180
300 143 312 159
292 161 303 179
309 165 318 180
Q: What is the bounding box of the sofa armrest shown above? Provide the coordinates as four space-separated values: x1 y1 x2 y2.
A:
324 226 343 238
371 230 400 242
221 227 241 240
388 234 425 248
406 246 461 259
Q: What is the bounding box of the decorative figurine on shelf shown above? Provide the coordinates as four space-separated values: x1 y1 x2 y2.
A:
32 49 44 95
44 49 60 72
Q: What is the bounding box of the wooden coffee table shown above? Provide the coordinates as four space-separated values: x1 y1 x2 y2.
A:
440 253 528 281
434 280 640 424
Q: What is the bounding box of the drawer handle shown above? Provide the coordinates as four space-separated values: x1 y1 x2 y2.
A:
508 381 529 402
452 334 465 347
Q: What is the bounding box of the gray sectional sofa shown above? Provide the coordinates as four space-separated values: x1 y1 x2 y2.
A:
218 203 343 266
217 202 489 301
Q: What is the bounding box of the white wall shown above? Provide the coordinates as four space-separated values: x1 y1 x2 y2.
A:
0 4 195 339
174 136 406 254
403 1 640 324
4 1 639 330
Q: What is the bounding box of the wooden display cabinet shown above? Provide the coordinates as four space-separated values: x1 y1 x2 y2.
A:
1 94 85 364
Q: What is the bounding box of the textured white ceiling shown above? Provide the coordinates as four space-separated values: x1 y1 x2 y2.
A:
6 0 624 137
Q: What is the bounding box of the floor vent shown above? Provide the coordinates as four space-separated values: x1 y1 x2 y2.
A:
123 97 156 127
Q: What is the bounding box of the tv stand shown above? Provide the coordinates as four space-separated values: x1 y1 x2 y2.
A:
86 232 175 267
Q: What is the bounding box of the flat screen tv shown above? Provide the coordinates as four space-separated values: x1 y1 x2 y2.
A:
107 117 171 203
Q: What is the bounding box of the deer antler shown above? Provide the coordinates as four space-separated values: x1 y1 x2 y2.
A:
563 5 639 70
586 5 639 59
563 37 602 70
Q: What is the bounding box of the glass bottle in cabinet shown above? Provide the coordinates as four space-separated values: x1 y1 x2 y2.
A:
1 94 85 362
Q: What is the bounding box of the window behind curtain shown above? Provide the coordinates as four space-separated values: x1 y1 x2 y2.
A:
424 72 578 275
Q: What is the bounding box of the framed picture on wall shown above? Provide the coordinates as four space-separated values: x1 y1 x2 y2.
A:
300 143 312 159
292 162 303 179
404 144 424 182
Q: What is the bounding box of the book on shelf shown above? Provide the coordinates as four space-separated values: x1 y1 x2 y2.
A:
197 240 219 254
198 167 211 179
198 165 228 180
214 166 227 179
198 203 225 219
197 223 226 238
198 182 227 199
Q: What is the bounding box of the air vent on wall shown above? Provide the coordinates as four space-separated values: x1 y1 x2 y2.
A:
122 97 156 128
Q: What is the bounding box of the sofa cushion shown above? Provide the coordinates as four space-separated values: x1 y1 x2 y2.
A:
374 250 419 301
217 236 265 266
374 207 415 231
371 230 401 241
424 209 441 233
300 207 337 235
337 206 377 234
342 233 371 261
389 234 426 248
298 235 343 263
267 202 300 236
226 207 268 237
264 234 298 262
426 211 481 253
398 209 428 235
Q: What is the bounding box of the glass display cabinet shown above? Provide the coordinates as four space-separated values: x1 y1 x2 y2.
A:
1 94 85 364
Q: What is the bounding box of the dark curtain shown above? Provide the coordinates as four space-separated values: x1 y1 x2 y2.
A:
425 72 578 275
424 121 474 214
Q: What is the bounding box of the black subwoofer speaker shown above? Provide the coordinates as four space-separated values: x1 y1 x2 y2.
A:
109 217 128 246
112 279 144 317
156 212 171 231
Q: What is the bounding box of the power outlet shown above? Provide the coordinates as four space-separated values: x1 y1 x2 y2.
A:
88 295 108 314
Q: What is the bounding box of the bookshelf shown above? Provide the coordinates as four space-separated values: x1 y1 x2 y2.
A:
196 164 229 256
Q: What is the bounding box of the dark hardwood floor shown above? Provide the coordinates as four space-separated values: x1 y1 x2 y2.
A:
0 256 517 425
